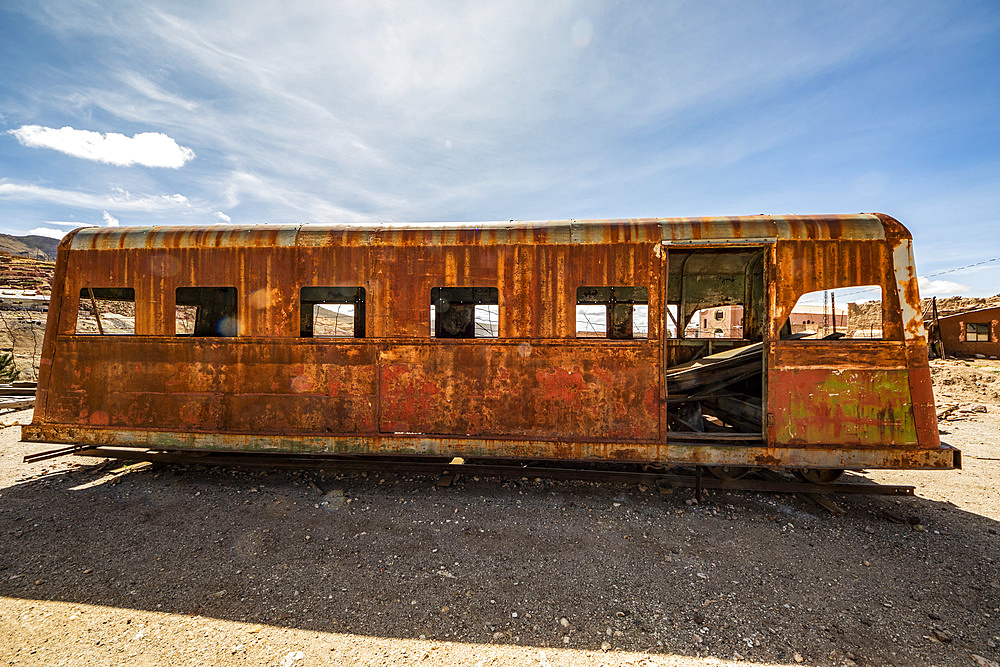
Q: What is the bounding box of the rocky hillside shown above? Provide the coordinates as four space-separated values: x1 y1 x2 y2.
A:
930 294 1000 318
0 233 61 261
847 294 1000 332
0 252 55 293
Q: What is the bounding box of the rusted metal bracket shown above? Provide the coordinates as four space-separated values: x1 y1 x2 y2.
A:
86 287 104 336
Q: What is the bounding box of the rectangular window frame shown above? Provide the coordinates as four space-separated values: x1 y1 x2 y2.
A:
576 286 649 340
175 286 239 337
967 322 991 343
430 287 499 339
300 286 366 338
780 285 885 341
75 287 136 336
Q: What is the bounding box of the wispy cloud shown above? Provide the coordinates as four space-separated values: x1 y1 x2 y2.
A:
102 210 120 227
118 71 198 111
8 125 195 168
218 170 374 221
26 226 71 240
0 182 190 211
919 277 971 297
41 220 91 227
2 1 999 296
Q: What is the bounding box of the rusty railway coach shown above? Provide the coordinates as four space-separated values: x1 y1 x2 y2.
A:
21 213 959 477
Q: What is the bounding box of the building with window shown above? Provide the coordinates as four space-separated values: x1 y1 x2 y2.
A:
685 303 849 338
938 306 1000 358
686 305 744 338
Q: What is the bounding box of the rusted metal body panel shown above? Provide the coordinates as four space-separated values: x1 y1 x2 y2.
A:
23 213 958 472
42 338 378 434
768 341 916 446
36 337 660 442
379 341 661 440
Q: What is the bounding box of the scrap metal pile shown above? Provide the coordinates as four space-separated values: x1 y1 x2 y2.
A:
666 343 764 435
0 382 35 413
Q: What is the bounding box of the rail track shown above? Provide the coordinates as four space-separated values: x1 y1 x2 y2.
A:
23 444 913 514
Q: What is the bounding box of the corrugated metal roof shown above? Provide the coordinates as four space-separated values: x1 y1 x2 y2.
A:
67 213 896 251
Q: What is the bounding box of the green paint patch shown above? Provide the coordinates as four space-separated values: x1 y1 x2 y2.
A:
776 369 917 446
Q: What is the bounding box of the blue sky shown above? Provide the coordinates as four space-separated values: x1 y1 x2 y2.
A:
1 0 999 297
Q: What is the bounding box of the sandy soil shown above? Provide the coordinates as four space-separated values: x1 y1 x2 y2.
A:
0 360 998 667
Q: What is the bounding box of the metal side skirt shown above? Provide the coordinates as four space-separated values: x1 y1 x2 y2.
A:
21 424 960 470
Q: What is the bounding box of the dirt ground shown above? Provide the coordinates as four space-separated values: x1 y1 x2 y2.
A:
0 360 998 667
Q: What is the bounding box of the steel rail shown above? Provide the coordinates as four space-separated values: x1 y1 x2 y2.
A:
34 446 917 496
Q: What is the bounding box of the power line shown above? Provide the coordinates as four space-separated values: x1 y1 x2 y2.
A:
828 255 1000 301
922 255 1000 279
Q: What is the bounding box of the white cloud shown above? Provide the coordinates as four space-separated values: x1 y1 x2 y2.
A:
0 182 190 211
4 1 998 302
26 226 71 240
220 170 374 221
213 211 231 223
102 210 120 227
119 71 198 111
918 277 970 296
8 125 195 168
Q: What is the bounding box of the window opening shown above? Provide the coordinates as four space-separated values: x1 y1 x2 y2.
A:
175 305 197 335
575 286 649 339
430 287 499 338
175 287 238 337
75 288 135 335
967 322 991 342
665 247 763 342
576 304 607 338
685 306 745 339
664 304 681 337
300 287 365 338
783 285 884 340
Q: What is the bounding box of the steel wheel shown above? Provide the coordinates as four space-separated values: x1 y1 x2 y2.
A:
794 468 844 484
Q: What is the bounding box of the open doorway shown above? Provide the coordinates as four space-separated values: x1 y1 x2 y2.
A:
663 246 767 439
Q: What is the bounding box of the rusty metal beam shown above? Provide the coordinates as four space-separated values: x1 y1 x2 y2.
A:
41 446 917 497
21 424 961 470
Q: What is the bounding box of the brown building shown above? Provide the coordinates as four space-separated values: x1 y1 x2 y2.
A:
689 305 744 338
938 306 1000 358
785 304 847 336
686 303 848 338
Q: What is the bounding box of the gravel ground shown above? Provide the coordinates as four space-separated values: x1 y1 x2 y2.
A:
1 362 998 666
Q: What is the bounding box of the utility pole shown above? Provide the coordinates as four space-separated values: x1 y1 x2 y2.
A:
823 290 829 336
831 292 837 335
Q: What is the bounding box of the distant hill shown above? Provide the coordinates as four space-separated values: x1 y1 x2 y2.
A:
0 233 62 261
